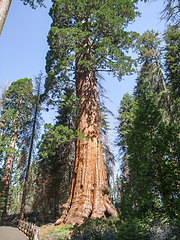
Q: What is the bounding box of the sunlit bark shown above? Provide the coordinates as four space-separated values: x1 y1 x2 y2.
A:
0 0 12 35
55 59 118 226
1 131 17 216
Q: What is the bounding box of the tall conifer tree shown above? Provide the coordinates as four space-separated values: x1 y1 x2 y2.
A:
0 78 34 217
117 30 180 220
45 0 139 225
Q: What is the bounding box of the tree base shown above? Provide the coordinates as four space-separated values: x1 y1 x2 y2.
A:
55 194 118 226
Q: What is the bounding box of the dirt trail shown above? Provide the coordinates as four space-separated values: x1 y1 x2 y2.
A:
0 226 28 240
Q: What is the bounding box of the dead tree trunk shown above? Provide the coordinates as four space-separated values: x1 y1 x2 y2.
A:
0 0 12 35
55 61 118 226
19 102 38 220
20 75 41 220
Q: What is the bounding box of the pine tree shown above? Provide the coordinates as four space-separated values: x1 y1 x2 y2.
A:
128 76 180 218
164 26 180 121
117 30 180 220
117 93 135 168
116 93 136 219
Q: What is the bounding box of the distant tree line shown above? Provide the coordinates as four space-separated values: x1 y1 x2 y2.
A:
117 27 180 222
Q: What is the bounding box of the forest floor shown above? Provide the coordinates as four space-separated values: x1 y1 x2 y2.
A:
0 215 72 240
39 223 72 240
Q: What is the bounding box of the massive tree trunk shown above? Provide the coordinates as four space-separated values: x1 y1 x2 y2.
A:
0 0 12 35
1 131 17 216
55 60 118 226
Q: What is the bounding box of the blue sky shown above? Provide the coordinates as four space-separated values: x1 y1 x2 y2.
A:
0 0 166 156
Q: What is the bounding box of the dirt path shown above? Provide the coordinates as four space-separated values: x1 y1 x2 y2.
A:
0 226 28 240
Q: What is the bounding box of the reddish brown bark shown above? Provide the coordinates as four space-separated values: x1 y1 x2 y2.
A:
1 131 17 216
55 61 118 226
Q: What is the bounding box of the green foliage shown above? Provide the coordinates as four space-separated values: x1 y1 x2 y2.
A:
55 86 77 129
34 84 78 219
70 218 118 240
36 122 75 199
21 0 45 9
0 76 44 219
43 1 141 223
117 29 180 224
116 93 135 154
67 218 149 240
1 78 33 129
0 78 35 216
0 170 5 221
164 27 180 121
116 219 148 240
45 0 140 95
126 88 180 218
135 30 168 111
0 78 34 156
7 163 23 215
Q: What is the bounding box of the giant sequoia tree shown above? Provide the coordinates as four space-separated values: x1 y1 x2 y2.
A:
45 0 139 225
0 78 34 217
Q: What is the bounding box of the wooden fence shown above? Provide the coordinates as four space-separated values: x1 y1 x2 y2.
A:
18 220 40 240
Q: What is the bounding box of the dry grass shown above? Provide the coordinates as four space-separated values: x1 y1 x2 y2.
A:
40 223 72 240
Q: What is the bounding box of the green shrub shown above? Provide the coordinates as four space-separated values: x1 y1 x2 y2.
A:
70 217 118 240
115 219 149 240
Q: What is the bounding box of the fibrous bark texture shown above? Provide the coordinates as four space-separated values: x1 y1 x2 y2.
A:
0 0 12 35
55 63 118 226
1 131 17 216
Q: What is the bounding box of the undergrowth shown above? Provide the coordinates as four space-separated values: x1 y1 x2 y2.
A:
41 224 72 240
38 216 180 240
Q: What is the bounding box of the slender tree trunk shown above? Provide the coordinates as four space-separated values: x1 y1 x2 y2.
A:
1 131 17 216
0 0 12 35
19 151 31 220
55 61 118 226
19 100 38 220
